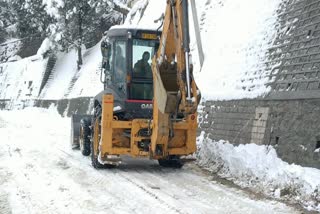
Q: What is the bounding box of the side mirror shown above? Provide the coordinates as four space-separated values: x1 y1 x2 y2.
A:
100 40 112 84
101 40 112 58
102 61 110 71
100 62 112 84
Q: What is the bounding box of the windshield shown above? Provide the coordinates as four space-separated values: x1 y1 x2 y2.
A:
132 39 156 79
130 39 157 100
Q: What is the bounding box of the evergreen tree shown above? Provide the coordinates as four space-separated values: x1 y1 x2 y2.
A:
0 0 16 43
9 0 51 38
44 0 127 70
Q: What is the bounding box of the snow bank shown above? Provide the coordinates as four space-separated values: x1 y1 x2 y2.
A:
196 132 320 211
0 105 64 128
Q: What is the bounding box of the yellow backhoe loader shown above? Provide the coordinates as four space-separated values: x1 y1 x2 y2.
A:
71 0 201 168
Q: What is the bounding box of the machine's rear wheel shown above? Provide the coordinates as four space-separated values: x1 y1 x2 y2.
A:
70 115 81 149
80 118 91 156
158 156 184 168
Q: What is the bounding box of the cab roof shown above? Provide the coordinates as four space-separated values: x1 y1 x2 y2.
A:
107 25 162 38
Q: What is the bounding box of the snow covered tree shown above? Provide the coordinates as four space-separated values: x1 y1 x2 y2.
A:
0 0 53 57
0 0 16 43
8 0 51 38
43 0 128 70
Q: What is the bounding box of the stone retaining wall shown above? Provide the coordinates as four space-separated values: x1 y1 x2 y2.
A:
200 99 320 168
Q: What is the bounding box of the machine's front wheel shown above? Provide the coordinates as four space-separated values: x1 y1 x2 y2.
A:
91 115 105 169
158 156 184 168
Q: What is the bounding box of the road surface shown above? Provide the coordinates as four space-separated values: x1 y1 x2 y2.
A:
0 108 300 214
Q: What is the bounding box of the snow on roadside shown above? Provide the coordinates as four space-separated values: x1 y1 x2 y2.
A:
196 131 320 212
67 42 103 98
0 107 73 213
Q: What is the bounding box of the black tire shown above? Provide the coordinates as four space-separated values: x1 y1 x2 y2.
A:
158 156 184 168
80 118 91 156
70 114 81 150
91 106 105 169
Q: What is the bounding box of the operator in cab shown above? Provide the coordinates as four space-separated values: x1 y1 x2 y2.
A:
133 51 152 78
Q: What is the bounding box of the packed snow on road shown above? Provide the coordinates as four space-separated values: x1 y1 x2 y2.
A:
0 107 301 214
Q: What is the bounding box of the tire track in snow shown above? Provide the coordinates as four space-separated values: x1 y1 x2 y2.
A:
0 192 11 214
118 171 185 214
0 112 300 214
6 157 62 214
48 147 178 213
54 148 188 213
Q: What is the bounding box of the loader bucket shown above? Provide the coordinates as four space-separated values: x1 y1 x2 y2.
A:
70 114 85 149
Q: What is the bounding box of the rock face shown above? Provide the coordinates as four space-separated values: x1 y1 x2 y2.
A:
200 0 320 168
200 99 320 168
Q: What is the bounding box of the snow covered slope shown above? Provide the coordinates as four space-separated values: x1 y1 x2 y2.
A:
0 55 48 101
39 43 103 99
0 0 283 103
124 0 283 100
0 42 103 102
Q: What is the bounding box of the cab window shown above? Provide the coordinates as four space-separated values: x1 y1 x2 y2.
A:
132 39 155 79
113 41 126 94
131 39 156 100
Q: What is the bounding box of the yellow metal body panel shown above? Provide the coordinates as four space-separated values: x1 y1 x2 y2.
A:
97 94 197 160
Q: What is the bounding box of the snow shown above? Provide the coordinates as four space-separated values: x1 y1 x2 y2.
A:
67 43 103 98
114 106 122 111
0 38 21 62
0 57 48 102
36 38 52 58
190 0 282 100
0 38 103 103
39 50 78 99
123 0 282 100
0 0 283 102
196 131 320 212
0 0 318 212
7 55 21 61
42 0 65 19
0 108 299 213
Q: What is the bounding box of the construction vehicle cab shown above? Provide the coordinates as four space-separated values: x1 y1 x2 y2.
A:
99 27 161 120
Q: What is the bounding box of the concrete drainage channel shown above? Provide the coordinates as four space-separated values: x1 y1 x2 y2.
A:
0 97 94 117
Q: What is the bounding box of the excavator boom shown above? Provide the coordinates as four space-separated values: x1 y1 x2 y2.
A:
150 0 200 158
